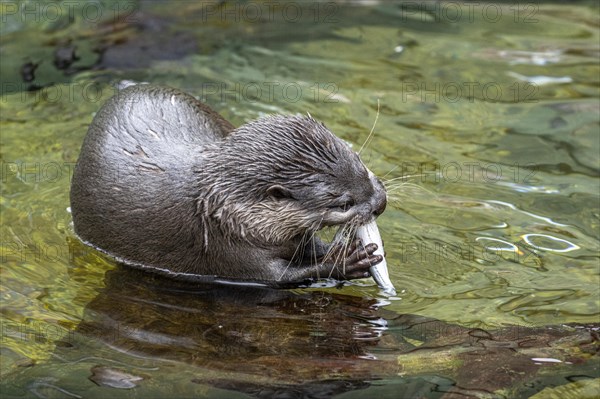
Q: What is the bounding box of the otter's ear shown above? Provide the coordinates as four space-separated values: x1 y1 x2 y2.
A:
267 185 295 201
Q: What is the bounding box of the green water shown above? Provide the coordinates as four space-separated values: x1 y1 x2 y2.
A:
1 1 599 397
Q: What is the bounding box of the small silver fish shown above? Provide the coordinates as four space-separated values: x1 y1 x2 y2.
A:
356 220 396 296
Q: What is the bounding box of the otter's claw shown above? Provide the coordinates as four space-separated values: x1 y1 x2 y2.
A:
327 239 383 280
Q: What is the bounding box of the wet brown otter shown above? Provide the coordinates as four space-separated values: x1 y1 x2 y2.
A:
70 85 387 285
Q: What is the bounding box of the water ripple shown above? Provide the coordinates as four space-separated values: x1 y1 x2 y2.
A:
522 234 580 253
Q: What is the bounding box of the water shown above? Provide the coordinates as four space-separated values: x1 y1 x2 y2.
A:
1 1 599 397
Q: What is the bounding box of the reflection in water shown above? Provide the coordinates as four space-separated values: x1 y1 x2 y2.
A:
522 233 580 253
80 268 404 395
79 267 389 372
475 237 520 252
3 265 594 398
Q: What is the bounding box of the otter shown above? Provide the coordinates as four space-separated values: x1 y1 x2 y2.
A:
70 85 387 285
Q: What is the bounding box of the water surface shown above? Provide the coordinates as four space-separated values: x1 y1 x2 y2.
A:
1 1 599 397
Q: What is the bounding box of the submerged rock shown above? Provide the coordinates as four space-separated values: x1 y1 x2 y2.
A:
89 366 144 389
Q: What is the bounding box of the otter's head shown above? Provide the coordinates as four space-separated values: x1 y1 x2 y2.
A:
197 115 386 246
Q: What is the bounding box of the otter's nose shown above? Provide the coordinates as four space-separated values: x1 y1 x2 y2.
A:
372 194 387 217
369 174 387 217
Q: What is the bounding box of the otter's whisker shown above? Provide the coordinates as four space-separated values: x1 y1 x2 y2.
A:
343 220 361 277
323 227 343 278
278 232 310 282
385 182 436 197
308 227 321 279
384 181 420 190
381 165 399 180
330 225 348 277
358 98 380 156
381 175 417 184
277 240 304 281
346 220 358 276
326 222 355 278
343 222 357 274
338 226 350 277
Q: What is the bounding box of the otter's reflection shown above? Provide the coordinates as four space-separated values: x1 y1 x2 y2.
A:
66 251 600 397
76 266 397 395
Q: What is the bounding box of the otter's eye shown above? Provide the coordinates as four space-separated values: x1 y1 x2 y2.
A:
267 185 295 201
329 199 355 212
342 199 355 211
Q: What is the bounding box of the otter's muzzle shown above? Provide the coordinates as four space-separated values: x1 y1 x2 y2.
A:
370 175 387 218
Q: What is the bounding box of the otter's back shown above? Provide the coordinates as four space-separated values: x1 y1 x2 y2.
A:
70 85 234 271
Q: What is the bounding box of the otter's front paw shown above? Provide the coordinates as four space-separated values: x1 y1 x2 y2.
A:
326 239 383 280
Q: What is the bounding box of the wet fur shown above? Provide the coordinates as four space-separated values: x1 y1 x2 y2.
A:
70 85 386 284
